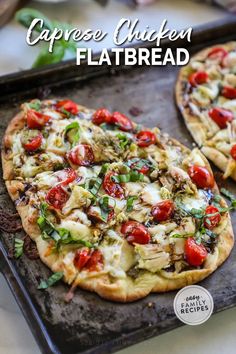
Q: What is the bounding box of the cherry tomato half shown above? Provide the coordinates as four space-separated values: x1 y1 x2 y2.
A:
46 185 69 210
204 205 221 230
110 112 133 132
221 86 236 99
207 47 228 61
230 144 236 160
74 248 91 270
151 200 175 223
92 108 112 125
136 130 156 147
185 237 208 267
102 171 124 199
55 100 79 115
22 131 43 152
208 107 234 129
26 110 51 129
85 249 103 271
56 168 78 186
68 144 94 166
188 165 215 189
121 221 150 245
188 71 208 87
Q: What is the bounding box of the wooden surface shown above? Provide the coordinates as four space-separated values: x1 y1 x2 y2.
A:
1 17 236 354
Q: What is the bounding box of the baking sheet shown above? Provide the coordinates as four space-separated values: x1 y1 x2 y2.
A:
1 15 236 354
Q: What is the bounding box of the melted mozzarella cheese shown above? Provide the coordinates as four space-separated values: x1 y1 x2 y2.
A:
180 190 208 211
59 220 92 241
12 133 24 155
125 182 144 195
141 183 163 205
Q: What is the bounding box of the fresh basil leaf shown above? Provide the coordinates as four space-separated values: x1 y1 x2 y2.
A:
116 133 131 149
99 196 115 222
126 158 153 171
14 238 24 259
38 271 64 290
32 44 65 68
64 121 80 146
15 8 53 32
126 196 138 212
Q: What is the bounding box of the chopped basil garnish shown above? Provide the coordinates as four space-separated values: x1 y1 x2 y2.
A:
116 133 131 149
38 271 64 290
64 121 80 146
126 196 138 212
14 238 24 259
112 171 144 183
220 188 236 208
125 158 153 171
37 203 95 249
28 100 41 111
99 196 115 222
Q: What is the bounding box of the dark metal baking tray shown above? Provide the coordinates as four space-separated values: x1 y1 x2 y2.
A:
1 15 236 354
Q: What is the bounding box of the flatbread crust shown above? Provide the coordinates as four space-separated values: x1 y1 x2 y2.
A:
2 101 234 302
176 41 236 181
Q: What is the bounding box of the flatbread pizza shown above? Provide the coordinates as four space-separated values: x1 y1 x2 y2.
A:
176 41 236 180
2 98 234 302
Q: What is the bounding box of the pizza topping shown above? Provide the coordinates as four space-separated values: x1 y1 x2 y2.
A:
121 221 150 245
110 112 134 132
55 100 79 115
221 86 236 99
184 237 208 267
64 121 80 146
151 200 175 222
67 144 94 166
208 107 234 129
85 249 103 271
136 130 156 147
207 47 228 61
26 109 51 129
74 248 91 269
38 272 64 290
204 205 221 230
126 158 153 175
103 171 124 199
188 71 208 87
230 144 236 160
188 165 215 189
56 168 78 186
46 185 69 210
22 130 43 152
111 171 145 183
92 108 112 125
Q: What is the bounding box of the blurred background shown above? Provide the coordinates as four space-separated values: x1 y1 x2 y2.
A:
0 0 234 76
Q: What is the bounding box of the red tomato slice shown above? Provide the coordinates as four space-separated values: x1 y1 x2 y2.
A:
185 237 208 267
230 144 236 160
27 110 51 129
46 185 69 210
74 248 91 270
68 144 94 166
188 71 208 87
102 171 124 199
204 205 221 230
151 200 175 222
136 131 156 147
188 165 214 189
22 132 42 152
85 249 103 271
110 112 133 132
221 86 236 99
92 108 112 125
207 47 228 61
55 100 79 115
121 221 150 245
208 107 234 129
55 168 78 186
